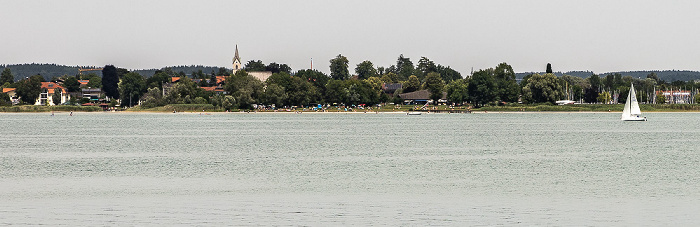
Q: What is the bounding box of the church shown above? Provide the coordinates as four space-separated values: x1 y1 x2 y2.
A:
232 45 272 82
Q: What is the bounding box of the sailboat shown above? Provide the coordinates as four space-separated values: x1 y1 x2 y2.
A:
621 83 647 121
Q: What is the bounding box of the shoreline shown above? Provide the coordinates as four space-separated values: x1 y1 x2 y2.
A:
4 110 700 114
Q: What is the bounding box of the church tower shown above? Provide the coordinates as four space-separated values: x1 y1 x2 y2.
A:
232 45 242 74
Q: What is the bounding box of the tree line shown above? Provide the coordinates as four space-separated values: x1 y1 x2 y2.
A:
3 56 700 108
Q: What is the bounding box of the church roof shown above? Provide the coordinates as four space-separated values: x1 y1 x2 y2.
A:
233 45 240 62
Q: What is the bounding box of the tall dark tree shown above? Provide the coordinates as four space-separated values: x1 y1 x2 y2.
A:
329 54 350 80
396 54 414 81
416 57 437 79
102 65 120 99
546 63 553 74
355 60 378 80
1 68 14 85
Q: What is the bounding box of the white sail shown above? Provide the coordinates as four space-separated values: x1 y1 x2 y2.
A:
629 84 642 115
621 83 646 121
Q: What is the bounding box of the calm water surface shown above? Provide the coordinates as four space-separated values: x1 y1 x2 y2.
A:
1 112 699 225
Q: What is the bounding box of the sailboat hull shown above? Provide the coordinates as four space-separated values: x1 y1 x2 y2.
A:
621 115 647 121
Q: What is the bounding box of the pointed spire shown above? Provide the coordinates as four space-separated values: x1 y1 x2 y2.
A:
234 45 240 62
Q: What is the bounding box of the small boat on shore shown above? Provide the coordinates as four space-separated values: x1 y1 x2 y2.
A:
407 112 421 115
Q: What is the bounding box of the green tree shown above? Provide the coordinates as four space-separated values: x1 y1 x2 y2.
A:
329 54 350 80
416 57 437 79
16 76 42 104
424 72 445 104
436 65 462 82
403 75 420 93
223 70 264 109
118 72 146 107
468 69 497 107
84 74 102 88
102 65 120 99
355 60 378 80
325 79 347 104
0 92 11 106
647 72 660 83
146 71 169 89
244 60 266 71
396 54 414 81
493 62 519 102
656 93 666 104
63 76 81 92
166 75 208 104
266 62 292 74
380 72 399 84
1 68 14 85
446 79 469 104
52 88 62 105
522 73 564 104
141 87 165 108
597 91 612 104
294 69 329 92
262 83 286 107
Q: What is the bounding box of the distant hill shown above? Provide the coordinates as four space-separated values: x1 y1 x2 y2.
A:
133 65 227 77
515 70 700 82
4 63 700 83
0 64 230 82
0 63 100 82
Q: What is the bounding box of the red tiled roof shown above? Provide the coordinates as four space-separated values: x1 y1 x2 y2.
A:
201 87 215 91
78 80 89 85
215 76 226 84
171 77 180 83
41 82 66 94
2 88 15 93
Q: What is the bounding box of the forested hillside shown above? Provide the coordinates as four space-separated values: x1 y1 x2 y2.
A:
516 70 700 82
0 64 228 81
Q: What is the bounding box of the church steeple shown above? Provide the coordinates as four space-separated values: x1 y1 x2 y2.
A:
232 45 242 73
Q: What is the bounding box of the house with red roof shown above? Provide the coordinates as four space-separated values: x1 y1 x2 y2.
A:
36 82 69 105
2 88 18 105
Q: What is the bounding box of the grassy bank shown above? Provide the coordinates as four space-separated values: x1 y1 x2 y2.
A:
477 104 700 112
0 105 103 112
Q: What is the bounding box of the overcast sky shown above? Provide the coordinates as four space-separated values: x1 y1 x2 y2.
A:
2 0 700 75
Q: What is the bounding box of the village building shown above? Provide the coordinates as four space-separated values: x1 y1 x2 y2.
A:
399 89 447 105
81 88 102 101
35 82 69 105
658 90 693 104
2 88 19 105
382 83 403 96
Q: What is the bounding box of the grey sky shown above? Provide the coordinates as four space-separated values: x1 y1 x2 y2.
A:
2 0 699 75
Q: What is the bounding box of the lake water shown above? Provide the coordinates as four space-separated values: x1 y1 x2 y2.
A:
1 112 699 225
